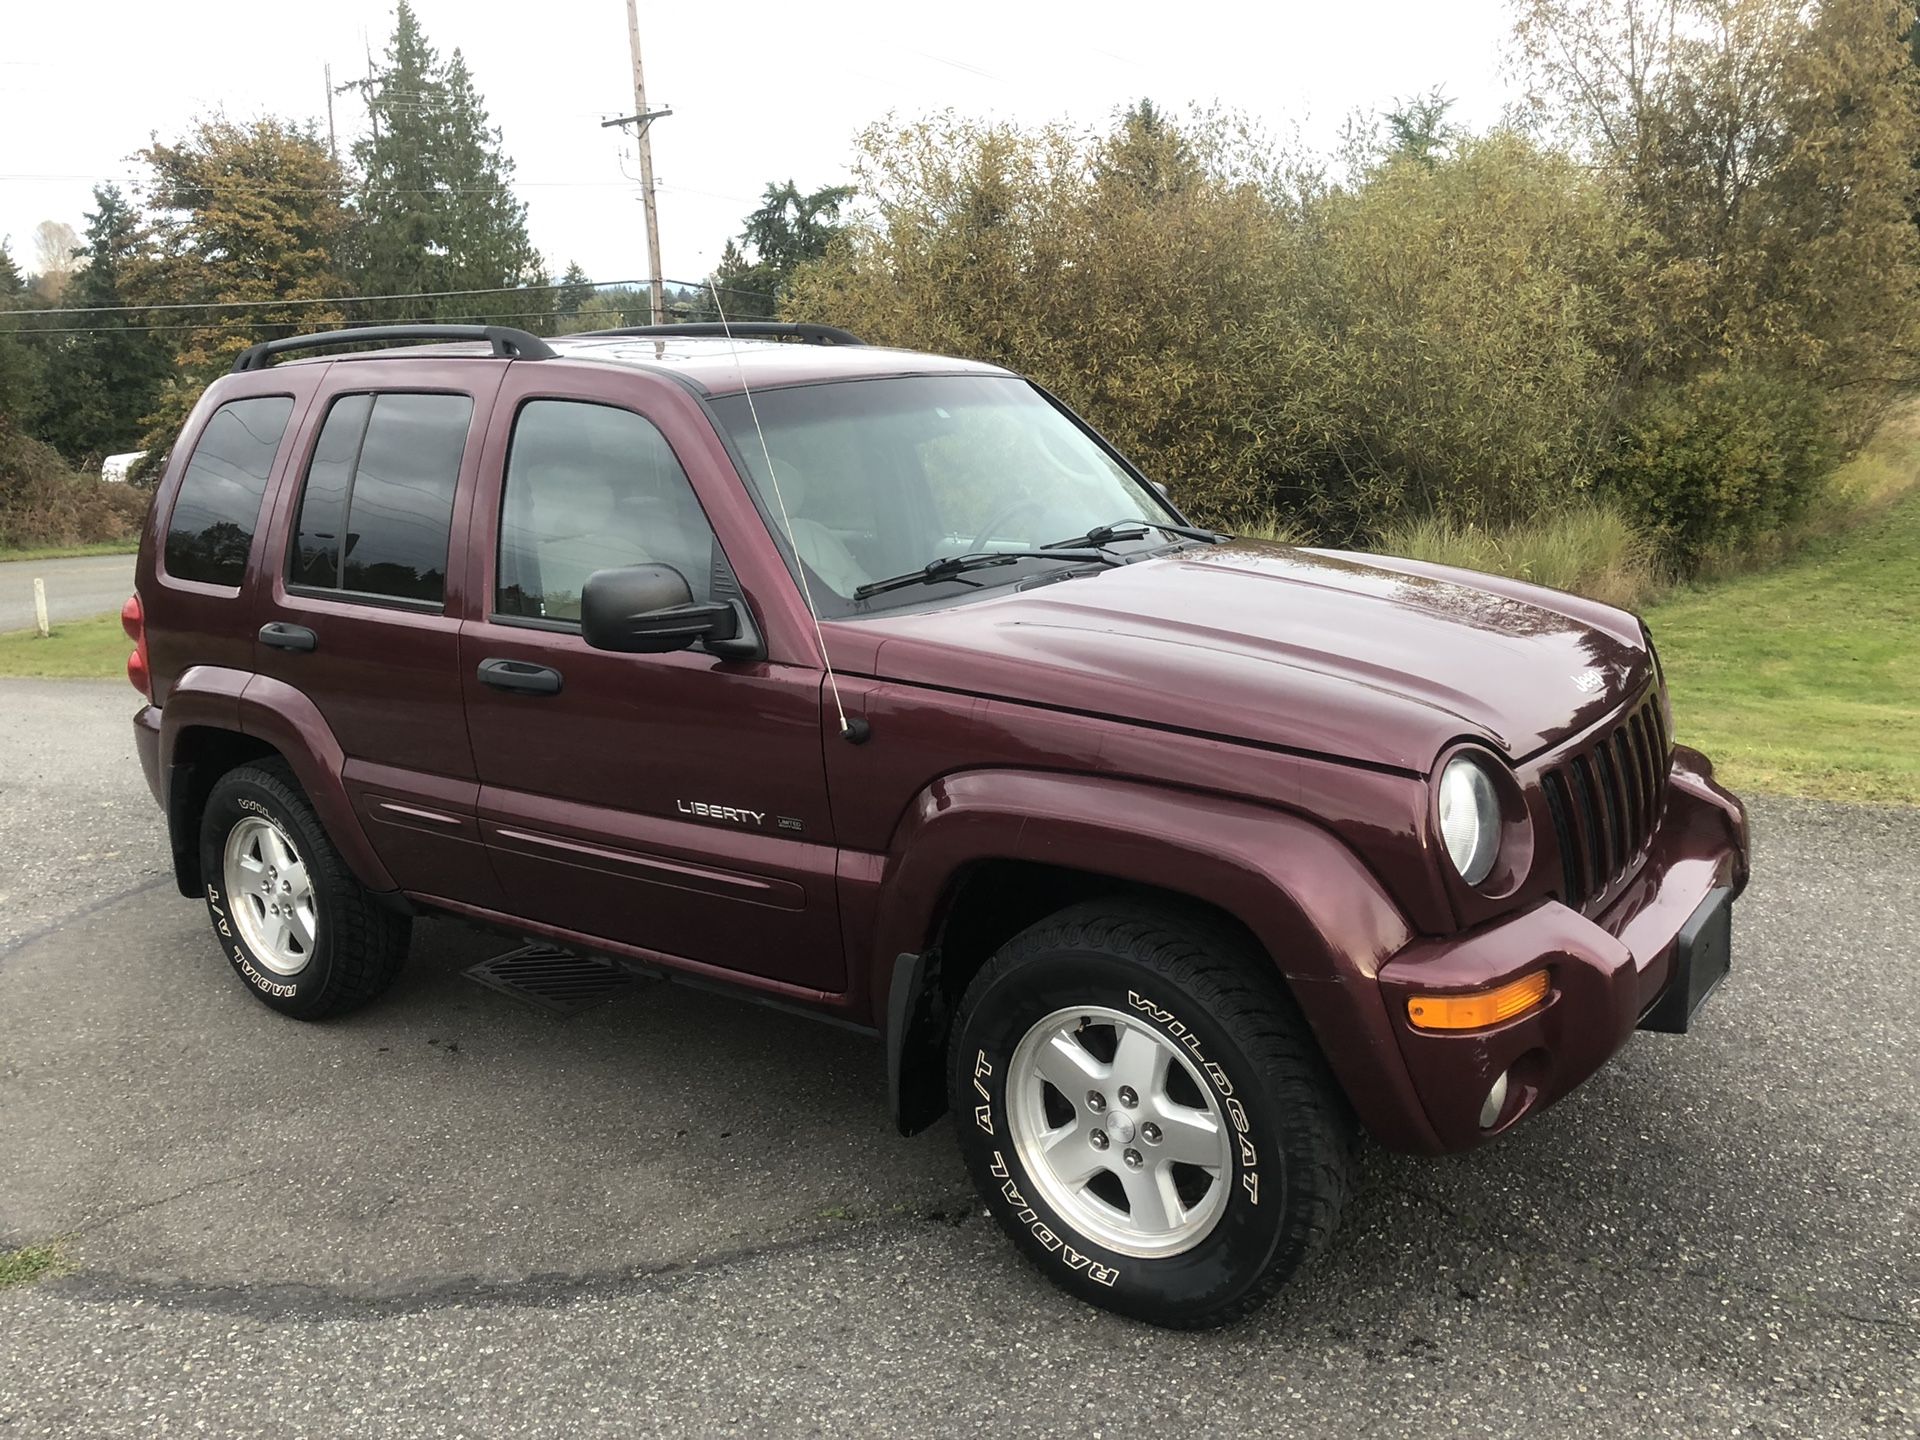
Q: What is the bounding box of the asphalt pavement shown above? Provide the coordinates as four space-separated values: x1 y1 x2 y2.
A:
0 677 1914 1438
0 553 136 633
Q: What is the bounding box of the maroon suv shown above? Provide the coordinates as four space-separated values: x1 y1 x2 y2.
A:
125 321 1749 1327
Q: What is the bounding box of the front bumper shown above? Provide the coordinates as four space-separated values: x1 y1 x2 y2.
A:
1374 745 1748 1152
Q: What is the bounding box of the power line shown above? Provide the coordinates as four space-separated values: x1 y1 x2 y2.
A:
9 276 771 320
4 298 725 338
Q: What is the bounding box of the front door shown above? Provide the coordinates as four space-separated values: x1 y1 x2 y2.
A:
457 368 844 995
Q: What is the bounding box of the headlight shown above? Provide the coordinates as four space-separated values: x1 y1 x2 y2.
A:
1438 753 1502 886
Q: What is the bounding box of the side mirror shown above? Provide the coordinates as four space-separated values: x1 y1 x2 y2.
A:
580 564 741 654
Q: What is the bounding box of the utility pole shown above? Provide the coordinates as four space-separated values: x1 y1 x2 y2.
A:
324 63 338 167
607 0 669 325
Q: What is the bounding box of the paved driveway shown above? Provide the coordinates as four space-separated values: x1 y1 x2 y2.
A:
0 678 1913 1438
0 553 136 632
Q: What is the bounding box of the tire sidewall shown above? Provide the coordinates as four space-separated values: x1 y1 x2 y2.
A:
199 771 339 1019
953 948 1290 1324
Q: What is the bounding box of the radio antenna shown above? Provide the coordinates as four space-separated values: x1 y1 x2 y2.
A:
705 279 860 741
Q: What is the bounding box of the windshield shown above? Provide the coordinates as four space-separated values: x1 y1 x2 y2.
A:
709 375 1175 615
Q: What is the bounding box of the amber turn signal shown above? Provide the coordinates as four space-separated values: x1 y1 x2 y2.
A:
1406 970 1550 1030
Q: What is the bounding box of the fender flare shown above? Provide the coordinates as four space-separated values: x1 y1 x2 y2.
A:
871 769 1441 1152
236 675 396 892
160 667 395 895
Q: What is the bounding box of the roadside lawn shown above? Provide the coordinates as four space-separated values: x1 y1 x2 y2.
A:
0 540 138 564
1646 487 1919 806
0 612 128 679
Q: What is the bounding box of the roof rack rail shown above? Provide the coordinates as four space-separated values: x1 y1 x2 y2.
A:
580 322 866 347
231 325 557 373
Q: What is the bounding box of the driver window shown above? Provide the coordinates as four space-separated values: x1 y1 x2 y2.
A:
497 400 719 622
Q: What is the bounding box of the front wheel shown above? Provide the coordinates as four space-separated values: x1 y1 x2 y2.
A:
948 901 1352 1327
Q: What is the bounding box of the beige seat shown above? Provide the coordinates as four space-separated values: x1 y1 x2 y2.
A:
534 465 653 619
767 459 867 597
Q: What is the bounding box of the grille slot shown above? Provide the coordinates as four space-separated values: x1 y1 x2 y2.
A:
1539 693 1670 911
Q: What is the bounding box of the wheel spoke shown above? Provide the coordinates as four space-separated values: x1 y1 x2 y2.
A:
268 828 298 870
235 849 265 878
1120 1161 1183 1232
286 904 316 953
1033 1031 1108 1097
1111 1025 1170 1102
1153 1104 1225 1169
1039 1123 1110 1189
280 861 310 898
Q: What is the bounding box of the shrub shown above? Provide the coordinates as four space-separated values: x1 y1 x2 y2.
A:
1601 370 1833 571
1282 133 1646 535
0 416 150 551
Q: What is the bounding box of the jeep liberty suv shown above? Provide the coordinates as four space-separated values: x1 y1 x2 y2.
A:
125 321 1749 1328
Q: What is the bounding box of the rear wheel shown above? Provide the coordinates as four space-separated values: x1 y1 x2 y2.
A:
949 901 1351 1328
198 761 409 1019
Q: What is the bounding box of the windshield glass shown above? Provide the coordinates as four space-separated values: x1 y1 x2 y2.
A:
709 375 1173 615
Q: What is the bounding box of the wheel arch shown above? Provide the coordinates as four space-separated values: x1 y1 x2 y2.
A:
875 770 1440 1151
159 669 394 898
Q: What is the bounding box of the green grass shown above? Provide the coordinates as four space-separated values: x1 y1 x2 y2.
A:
0 1242 66 1289
0 540 138 564
1646 488 1920 805
1373 500 1662 610
0 612 129 679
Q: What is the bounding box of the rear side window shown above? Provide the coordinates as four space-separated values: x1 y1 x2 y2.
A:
163 395 295 587
290 392 473 606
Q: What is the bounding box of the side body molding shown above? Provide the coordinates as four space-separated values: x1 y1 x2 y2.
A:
866 769 1441 1152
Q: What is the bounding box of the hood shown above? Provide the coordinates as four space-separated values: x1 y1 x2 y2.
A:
842 541 1651 773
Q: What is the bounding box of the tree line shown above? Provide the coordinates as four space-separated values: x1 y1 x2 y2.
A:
785 0 1920 572
5 0 1918 577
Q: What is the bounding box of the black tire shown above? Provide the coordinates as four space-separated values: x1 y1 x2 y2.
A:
197 760 409 1020
948 900 1351 1328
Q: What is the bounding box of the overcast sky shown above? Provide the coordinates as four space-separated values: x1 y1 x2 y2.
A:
1 0 1517 295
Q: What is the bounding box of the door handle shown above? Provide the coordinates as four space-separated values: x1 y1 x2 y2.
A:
477 657 564 695
259 622 318 652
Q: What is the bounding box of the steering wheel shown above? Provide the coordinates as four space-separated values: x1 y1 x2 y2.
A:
970 497 1050 554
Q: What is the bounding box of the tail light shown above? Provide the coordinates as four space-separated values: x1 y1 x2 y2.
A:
121 593 151 701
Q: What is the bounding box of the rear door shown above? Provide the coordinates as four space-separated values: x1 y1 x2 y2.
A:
456 364 844 994
252 357 506 907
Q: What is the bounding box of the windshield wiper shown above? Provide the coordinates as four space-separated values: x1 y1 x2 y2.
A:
852 548 1116 601
1041 518 1232 550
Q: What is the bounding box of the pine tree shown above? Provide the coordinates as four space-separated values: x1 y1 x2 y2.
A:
0 240 44 427
555 261 595 319
708 181 854 318
351 2 540 321
39 186 175 461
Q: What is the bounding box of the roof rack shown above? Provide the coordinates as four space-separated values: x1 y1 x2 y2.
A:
231 325 557 373
579 322 866 347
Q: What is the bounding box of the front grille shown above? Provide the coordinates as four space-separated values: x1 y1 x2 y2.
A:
1540 692 1670 910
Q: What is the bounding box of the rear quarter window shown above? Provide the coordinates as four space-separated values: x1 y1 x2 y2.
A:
163 395 296 587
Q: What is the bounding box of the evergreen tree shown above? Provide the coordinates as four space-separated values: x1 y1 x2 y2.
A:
351 2 540 320
555 261 595 319
0 241 45 428
1095 100 1200 198
39 186 174 461
708 181 854 318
